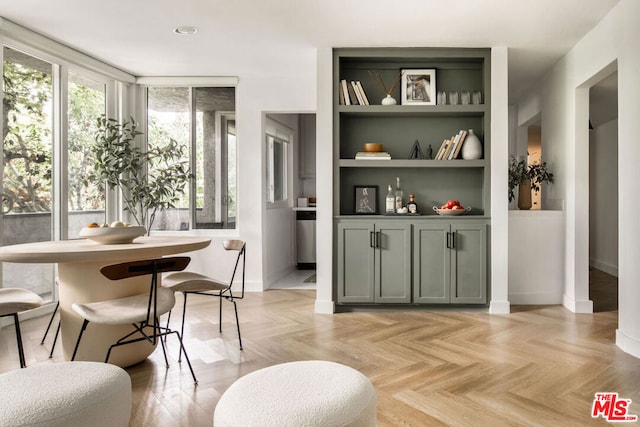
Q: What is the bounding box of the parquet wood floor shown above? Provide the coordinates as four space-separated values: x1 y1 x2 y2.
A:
1 271 638 426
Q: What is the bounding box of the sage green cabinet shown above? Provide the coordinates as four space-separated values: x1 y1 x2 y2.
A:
413 221 487 304
337 221 411 303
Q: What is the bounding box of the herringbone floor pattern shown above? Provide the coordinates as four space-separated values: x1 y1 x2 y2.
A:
1 269 638 426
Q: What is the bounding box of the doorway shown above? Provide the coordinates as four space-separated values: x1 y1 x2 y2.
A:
263 113 317 290
588 71 618 312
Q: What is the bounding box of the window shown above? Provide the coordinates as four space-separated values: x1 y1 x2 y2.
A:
2 46 55 297
265 117 292 206
67 70 106 236
267 135 288 203
146 85 237 230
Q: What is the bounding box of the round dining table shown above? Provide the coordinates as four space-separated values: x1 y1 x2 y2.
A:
0 236 211 367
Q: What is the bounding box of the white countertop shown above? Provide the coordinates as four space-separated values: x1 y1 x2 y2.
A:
294 207 317 211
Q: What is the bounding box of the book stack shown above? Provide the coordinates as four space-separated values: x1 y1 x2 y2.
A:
355 151 391 160
339 80 370 105
434 130 468 160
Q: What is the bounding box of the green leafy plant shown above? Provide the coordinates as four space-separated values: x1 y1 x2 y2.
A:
508 157 554 202
88 115 191 233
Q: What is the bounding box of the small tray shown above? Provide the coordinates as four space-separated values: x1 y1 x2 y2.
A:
432 206 471 216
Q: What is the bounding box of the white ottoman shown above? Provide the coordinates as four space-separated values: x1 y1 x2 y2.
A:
214 360 376 426
0 361 131 427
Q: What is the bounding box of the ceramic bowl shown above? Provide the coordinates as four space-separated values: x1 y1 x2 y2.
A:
432 206 471 216
363 143 383 152
79 225 146 244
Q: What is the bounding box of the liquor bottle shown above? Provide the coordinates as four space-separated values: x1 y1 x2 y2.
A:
407 194 418 214
385 185 395 214
394 177 403 211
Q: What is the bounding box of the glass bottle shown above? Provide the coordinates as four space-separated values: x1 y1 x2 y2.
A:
407 194 418 214
394 177 403 211
385 184 395 214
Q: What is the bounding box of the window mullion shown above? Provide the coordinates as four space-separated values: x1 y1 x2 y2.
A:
54 63 68 241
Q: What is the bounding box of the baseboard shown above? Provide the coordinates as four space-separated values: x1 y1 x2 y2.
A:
265 265 296 288
242 280 265 292
563 293 594 313
509 291 563 305
314 299 335 314
489 300 510 314
590 258 618 277
617 329 640 359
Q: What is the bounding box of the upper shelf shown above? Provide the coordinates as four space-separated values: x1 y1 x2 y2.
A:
337 104 486 117
339 159 486 168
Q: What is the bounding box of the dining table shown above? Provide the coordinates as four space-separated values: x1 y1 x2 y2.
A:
0 235 211 367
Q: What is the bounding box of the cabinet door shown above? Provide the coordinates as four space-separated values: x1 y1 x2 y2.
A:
337 222 375 303
413 223 450 304
450 222 487 304
375 223 412 303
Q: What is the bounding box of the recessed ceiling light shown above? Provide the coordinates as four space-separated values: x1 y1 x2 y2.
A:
174 26 198 36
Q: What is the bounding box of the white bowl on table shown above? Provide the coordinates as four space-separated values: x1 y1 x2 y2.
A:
79 226 146 244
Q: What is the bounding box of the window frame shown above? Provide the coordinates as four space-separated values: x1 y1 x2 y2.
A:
136 77 240 236
265 117 294 209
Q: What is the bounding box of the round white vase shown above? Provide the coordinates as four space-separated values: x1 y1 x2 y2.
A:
462 129 482 159
381 94 397 105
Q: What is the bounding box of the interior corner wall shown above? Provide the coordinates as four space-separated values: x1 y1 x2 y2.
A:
588 119 618 276
489 46 510 314
516 0 640 358
314 47 334 314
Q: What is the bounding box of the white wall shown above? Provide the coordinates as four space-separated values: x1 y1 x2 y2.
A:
515 0 640 358
589 119 618 276
508 211 565 304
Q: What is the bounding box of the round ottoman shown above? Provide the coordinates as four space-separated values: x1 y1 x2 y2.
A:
0 361 131 427
214 360 376 426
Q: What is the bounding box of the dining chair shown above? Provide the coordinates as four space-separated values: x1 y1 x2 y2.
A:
163 240 246 352
0 288 43 368
40 278 60 358
70 256 198 384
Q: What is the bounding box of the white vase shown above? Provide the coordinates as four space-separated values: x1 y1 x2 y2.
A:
462 129 482 159
381 94 397 105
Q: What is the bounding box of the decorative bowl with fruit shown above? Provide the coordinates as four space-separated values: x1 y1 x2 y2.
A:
79 221 146 244
433 200 471 216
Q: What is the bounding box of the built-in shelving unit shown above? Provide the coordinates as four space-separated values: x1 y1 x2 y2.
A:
333 47 491 306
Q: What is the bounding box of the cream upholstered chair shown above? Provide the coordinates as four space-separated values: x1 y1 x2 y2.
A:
0 288 43 368
163 239 246 351
70 256 198 384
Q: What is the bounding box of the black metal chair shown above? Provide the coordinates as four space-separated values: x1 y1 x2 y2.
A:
70 256 198 384
163 240 246 351
0 288 43 368
40 278 60 358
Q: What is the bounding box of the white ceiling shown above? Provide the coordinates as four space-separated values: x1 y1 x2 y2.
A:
0 0 620 102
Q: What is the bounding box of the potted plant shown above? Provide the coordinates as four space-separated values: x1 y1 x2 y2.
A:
88 115 191 233
508 157 554 209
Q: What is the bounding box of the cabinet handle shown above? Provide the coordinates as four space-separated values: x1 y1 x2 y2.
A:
451 231 456 249
375 231 381 248
446 231 451 249
370 231 375 248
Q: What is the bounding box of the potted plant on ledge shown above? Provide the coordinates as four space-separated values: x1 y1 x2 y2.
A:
88 115 192 233
508 157 554 210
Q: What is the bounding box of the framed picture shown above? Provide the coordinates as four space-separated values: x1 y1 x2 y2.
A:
354 185 378 214
401 69 436 105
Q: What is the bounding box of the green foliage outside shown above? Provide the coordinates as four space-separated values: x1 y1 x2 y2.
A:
2 55 52 213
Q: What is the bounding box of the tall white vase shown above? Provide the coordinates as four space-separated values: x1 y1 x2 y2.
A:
462 129 482 159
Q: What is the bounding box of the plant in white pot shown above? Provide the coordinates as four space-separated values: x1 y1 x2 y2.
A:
508 157 554 210
88 115 191 233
